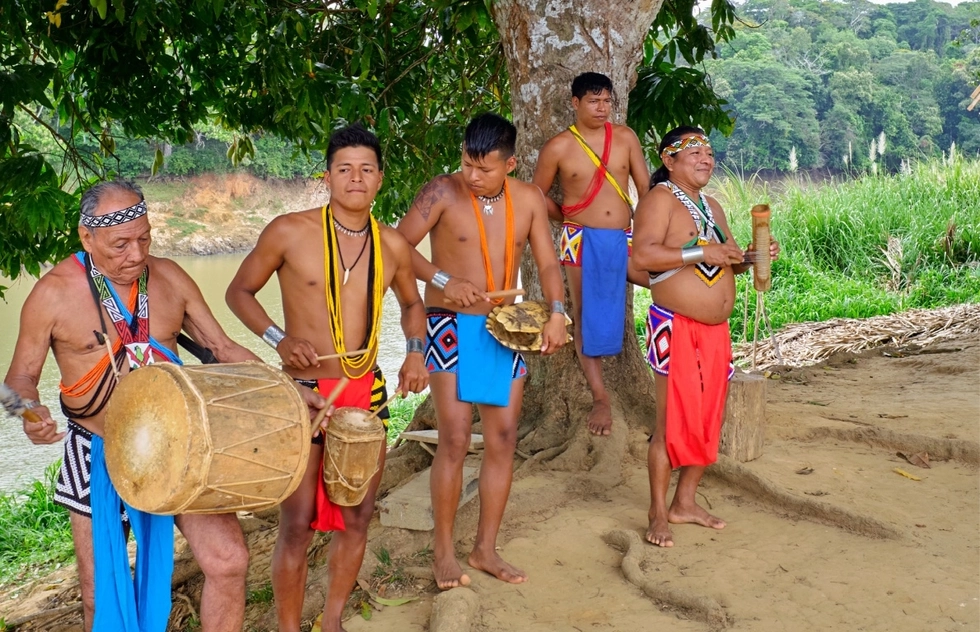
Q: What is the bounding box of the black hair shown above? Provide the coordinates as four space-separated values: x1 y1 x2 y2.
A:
79 180 144 228
650 125 707 187
571 72 613 99
326 122 383 170
463 113 517 160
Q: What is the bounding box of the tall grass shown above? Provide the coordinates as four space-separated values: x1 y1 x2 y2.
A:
637 154 980 342
0 461 74 585
386 392 426 446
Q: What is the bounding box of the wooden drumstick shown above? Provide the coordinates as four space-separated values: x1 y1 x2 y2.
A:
281 349 369 367
0 383 43 424
364 392 401 424
311 376 350 432
443 288 524 304
315 349 369 362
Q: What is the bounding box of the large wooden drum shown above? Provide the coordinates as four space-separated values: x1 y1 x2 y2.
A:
104 362 310 515
323 407 385 506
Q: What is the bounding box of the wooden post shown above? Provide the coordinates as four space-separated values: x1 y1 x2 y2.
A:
720 370 767 462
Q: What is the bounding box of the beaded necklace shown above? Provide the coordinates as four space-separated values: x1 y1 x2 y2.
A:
322 205 384 378
468 180 515 305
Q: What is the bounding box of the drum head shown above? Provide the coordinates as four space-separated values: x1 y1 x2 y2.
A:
105 364 207 514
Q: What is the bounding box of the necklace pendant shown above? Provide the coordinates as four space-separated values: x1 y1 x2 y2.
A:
483 203 494 216
343 269 350 286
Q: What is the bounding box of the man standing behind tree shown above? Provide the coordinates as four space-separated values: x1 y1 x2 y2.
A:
533 71 651 437
396 113 567 589
226 124 428 632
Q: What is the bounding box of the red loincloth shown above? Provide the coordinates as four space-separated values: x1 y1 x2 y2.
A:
562 122 613 217
310 372 375 532
664 313 733 468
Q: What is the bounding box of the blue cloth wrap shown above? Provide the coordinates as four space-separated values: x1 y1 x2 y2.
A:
581 227 628 357
91 436 174 632
455 313 512 407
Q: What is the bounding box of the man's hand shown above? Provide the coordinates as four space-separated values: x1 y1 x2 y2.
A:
295 383 329 437
442 277 488 308
397 353 429 395
539 313 568 356
744 239 781 262
703 242 745 267
769 239 781 261
278 336 320 370
22 405 65 444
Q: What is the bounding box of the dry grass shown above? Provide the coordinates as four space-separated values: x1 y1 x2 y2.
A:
733 303 980 370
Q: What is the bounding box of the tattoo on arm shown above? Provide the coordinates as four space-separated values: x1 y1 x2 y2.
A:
412 176 448 221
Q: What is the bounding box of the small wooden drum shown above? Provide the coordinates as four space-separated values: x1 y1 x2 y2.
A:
104 362 310 515
322 407 385 506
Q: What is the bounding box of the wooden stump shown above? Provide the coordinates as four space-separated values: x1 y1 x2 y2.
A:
719 370 767 462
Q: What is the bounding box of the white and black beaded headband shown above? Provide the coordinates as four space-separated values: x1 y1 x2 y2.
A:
80 200 148 228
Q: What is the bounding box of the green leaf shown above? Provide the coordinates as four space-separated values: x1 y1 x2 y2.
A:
92 0 108 20
372 596 417 607
151 148 164 175
359 601 372 621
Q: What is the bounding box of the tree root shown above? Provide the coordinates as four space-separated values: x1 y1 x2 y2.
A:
602 529 730 630
707 456 900 539
2 603 82 629
793 426 979 466
514 439 571 479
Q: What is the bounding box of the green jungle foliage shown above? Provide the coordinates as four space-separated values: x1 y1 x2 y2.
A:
0 461 74 585
0 0 737 287
706 0 980 172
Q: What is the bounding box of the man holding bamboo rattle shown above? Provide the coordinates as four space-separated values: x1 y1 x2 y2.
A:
396 113 567 589
632 126 779 548
226 123 427 632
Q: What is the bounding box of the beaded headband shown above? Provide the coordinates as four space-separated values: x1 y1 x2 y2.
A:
662 134 711 157
80 200 148 228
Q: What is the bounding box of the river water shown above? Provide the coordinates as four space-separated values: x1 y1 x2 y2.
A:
0 251 425 492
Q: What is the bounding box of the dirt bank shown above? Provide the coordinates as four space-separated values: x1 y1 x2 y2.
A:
144 173 329 256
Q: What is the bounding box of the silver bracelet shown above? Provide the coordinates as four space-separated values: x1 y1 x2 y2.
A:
681 246 705 265
261 324 287 349
550 301 566 315
431 270 451 290
406 337 425 354
24 400 39 410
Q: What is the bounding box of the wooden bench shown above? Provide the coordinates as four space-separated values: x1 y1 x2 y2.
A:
394 429 484 456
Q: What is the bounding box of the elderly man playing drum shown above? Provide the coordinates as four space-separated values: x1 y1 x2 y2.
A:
396 113 567 590
226 123 428 632
632 126 779 548
2 180 300 631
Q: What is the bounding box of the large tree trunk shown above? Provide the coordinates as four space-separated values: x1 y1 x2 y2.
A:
491 1 664 480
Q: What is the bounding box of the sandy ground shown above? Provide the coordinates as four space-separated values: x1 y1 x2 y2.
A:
2 336 977 631
337 336 980 632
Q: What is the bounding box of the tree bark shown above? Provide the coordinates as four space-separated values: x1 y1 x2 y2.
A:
491 1 663 468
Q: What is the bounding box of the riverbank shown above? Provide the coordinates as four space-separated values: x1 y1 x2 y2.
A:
143 174 328 256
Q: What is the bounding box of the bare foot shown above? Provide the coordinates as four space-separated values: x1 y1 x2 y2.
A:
668 502 726 530
433 554 471 590
645 514 674 547
311 613 347 632
468 548 527 584
586 399 612 436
